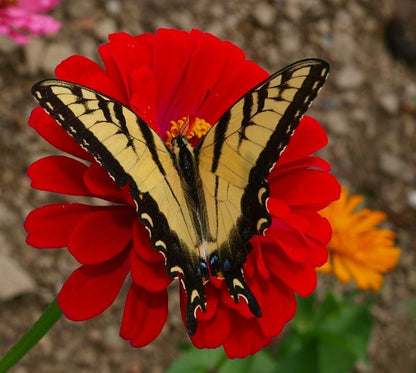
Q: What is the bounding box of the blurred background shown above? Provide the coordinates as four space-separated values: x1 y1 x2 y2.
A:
0 0 415 371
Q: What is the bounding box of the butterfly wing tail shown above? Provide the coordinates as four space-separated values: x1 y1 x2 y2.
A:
223 260 261 318
209 248 261 319
181 274 207 336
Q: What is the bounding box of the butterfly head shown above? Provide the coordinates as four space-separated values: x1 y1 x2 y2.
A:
171 135 189 149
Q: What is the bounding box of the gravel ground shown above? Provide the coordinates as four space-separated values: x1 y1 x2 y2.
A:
1 0 416 372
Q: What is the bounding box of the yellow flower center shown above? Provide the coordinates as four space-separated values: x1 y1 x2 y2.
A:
166 115 211 149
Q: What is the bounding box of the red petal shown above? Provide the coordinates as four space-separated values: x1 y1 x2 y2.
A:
281 211 311 236
153 29 194 130
261 244 317 296
55 55 126 101
83 163 126 204
122 185 136 207
223 315 272 358
299 209 333 245
191 304 231 349
277 116 328 167
132 220 165 263
28 156 93 196
266 198 290 219
85 73 128 103
129 67 158 132
25 203 98 248
196 283 220 322
29 107 93 161
266 224 328 267
250 239 270 280
270 170 340 209
25 203 100 249
266 226 310 263
303 236 329 267
58 250 130 320
160 31 227 127
55 55 105 82
120 283 168 347
131 33 156 66
56 55 130 105
271 156 331 179
99 37 136 104
130 249 172 292
254 276 296 337
68 207 136 264
105 33 154 102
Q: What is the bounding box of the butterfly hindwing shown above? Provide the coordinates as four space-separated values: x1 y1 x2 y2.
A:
196 59 329 308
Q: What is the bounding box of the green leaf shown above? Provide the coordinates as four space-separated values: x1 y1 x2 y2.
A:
219 350 275 373
318 341 357 373
275 293 374 373
275 339 318 373
292 294 317 334
167 346 276 373
166 347 225 373
319 304 372 359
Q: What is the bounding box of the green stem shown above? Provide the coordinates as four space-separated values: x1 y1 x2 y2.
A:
0 298 62 372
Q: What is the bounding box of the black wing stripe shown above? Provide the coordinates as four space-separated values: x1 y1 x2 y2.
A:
211 109 231 173
97 93 114 123
255 80 268 113
135 115 168 177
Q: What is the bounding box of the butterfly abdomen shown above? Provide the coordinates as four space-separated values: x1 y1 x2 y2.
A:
172 136 198 195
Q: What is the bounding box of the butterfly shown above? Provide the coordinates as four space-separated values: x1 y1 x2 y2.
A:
32 58 329 336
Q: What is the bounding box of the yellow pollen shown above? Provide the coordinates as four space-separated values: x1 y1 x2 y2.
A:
166 116 211 149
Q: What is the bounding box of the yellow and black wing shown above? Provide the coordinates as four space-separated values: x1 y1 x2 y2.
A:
195 59 329 312
32 58 329 336
31 81 208 334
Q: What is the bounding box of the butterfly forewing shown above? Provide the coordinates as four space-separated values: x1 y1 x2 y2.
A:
195 59 329 306
32 81 208 334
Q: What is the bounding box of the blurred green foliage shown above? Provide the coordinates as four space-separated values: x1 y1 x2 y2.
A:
167 292 374 373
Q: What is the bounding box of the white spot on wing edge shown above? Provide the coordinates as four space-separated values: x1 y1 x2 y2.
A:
45 101 54 111
140 212 153 228
170 265 184 276
256 218 269 233
34 90 42 100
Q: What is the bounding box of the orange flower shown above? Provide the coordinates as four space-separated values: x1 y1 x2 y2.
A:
319 188 400 291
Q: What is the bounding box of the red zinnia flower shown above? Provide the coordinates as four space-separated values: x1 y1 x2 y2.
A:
25 29 340 358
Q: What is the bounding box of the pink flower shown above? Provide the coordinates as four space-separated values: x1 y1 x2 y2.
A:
0 0 61 44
